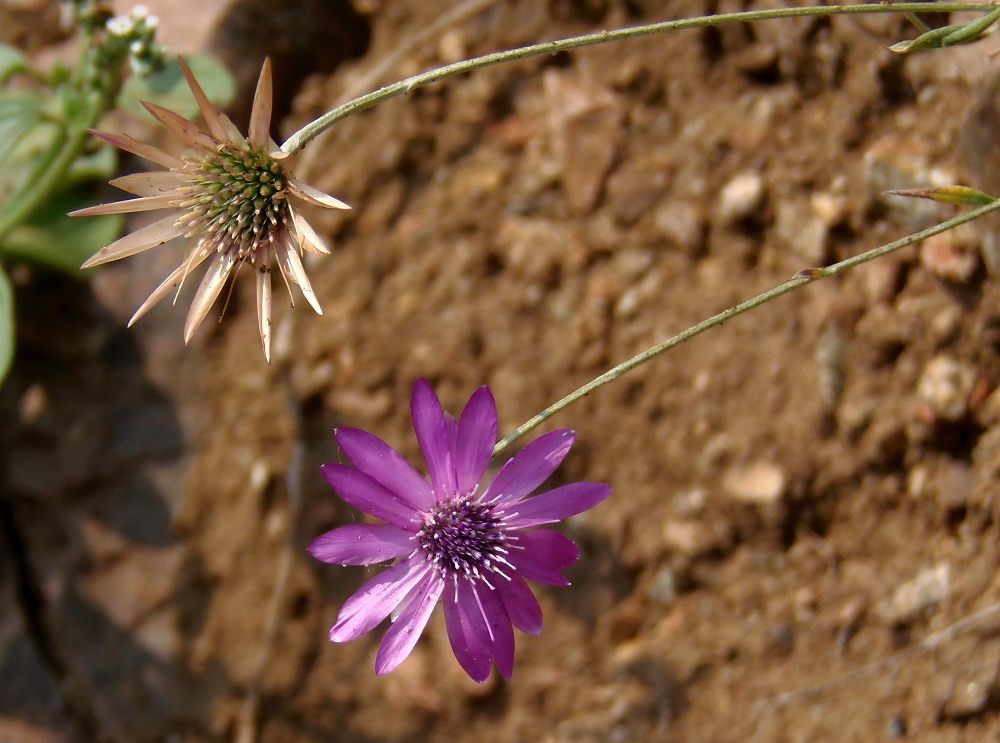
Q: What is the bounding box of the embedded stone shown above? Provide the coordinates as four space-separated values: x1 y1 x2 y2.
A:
723 462 786 504
718 172 765 225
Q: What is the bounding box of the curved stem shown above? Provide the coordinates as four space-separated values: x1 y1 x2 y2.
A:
0 57 113 242
0 125 86 241
492 198 1000 457
0 263 13 385
281 2 995 153
336 0 502 104
0 23 122 244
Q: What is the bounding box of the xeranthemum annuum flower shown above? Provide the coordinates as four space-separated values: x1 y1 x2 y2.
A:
73 58 349 361
309 379 611 682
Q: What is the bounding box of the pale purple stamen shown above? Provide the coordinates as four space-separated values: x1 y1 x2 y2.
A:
418 498 507 582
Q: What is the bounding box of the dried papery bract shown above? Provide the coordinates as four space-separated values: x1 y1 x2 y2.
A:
74 57 349 361
309 379 611 681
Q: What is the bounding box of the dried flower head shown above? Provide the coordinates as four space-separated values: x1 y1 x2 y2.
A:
309 380 611 681
73 57 349 361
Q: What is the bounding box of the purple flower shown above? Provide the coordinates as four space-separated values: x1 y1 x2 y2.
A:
309 379 611 682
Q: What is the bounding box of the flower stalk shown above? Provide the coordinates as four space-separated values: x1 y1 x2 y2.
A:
281 2 998 154
492 198 1000 457
0 4 164 242
0 84 108 243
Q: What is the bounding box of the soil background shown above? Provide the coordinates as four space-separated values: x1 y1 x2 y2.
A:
4 1 1000 741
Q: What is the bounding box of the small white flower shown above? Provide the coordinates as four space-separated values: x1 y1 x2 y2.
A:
106 16 133 36
128 56 147 75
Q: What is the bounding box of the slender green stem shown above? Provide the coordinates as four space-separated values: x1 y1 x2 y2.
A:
0 124 89 241
902 11 933 33
0 263 14 384
281 2 996 153
492 198 1000 457
944 4 1000 43
0 32 110 242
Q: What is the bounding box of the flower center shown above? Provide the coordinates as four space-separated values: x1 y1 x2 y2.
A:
187 146 288 260
418 498 510 585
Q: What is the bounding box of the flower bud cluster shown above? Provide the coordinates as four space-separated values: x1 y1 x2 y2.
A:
101 4 165 76
61 0 114 34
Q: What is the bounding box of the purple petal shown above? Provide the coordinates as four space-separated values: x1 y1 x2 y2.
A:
517 529 580 568
455 387 498 497
335 427 434 511
482 430 575 506
322 464 421 531
501 482 611 529
496 575 543 635
375 573 444 675
446 411 458 456
307 524 414 565
476 585 515 679
507 555 569 586
444 579 493 682
411 379 458 500
329 558 429 642
507 530 581 586
444 412 459 494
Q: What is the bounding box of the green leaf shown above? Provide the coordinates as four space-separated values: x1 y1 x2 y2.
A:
65 145 119 186
0 44 28 84
891 7 1000 53
0 91 42 120
0 263 13 385
888 185 996 206
0 191 124 276
889 24 960 54
118 54 235 121
0 92 44 166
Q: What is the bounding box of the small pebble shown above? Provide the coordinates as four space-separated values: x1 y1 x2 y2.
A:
916 355 977 422
811 191 847 225
816 322 846 410
864 134 955 229
718 172 765 225
672 487 707 517
941 680 995 721
648 565 678 605
723 462 786 504
653 201 705 255
767 623 794 656
862 259 903 304
610 600 645 642
974 384 1000 427
921 227 980 283
887 714 907 739
661 520 705 556
775 198 829 264
18 384 46 424
879 562 950 623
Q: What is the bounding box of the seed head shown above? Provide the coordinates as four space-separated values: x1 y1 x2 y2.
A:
73 57 351 361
